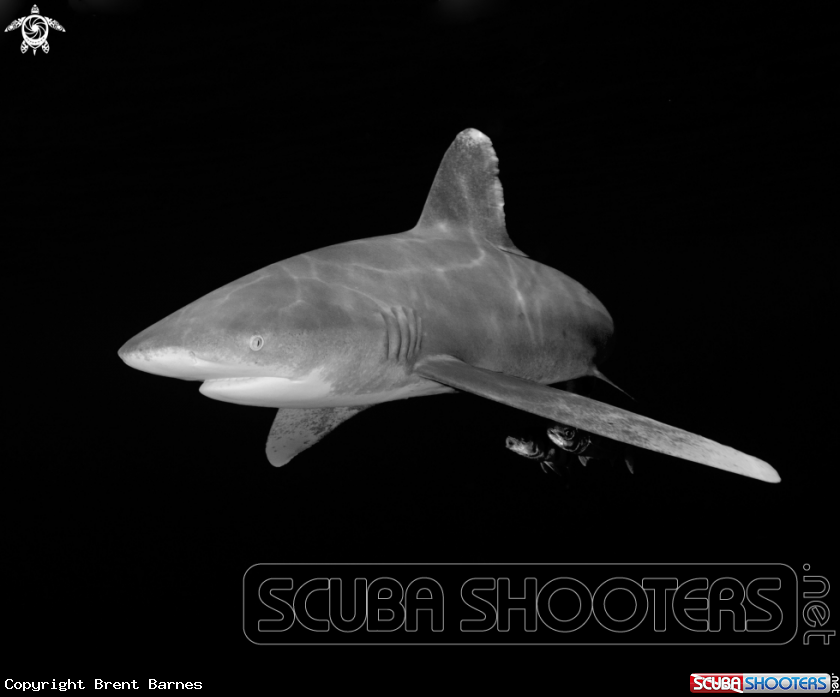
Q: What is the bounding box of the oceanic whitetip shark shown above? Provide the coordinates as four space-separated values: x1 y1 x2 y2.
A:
118 129 780 483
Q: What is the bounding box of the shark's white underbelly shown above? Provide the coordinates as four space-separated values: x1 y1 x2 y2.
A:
198 367 453 408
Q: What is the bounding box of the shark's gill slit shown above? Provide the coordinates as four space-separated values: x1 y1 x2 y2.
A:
397 308 410 363
382 309 397 361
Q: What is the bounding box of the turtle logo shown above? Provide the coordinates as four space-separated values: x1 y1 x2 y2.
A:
5 5 65 54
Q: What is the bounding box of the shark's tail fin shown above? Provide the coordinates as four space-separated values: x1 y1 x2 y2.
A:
590 367 635 401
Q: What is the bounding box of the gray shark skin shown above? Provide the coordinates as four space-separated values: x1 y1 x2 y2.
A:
118 129 779 483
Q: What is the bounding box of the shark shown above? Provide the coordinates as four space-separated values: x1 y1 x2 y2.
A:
118 128 780 484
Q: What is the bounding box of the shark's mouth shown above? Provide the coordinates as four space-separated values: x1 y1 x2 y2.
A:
199 374 333 407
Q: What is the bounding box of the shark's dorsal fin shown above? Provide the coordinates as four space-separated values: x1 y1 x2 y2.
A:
416 129 528 257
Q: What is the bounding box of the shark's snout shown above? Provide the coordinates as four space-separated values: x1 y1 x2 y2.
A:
118 328 292 382
118 342 211 380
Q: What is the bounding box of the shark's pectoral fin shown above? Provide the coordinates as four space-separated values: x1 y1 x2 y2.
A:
415 355 780 483
266 406 369 467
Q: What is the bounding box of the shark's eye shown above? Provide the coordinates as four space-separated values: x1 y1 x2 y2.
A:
249 335 264 351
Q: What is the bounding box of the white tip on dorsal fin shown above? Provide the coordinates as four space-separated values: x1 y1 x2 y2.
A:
416 128 528 257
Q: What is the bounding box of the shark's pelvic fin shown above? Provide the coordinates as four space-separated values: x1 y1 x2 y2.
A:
416 128 528 257
266 406 369 467
415 355 780 483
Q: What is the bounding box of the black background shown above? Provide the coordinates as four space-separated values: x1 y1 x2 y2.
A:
5 0 835 687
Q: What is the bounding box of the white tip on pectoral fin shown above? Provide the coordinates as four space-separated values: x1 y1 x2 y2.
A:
266 406 369 467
